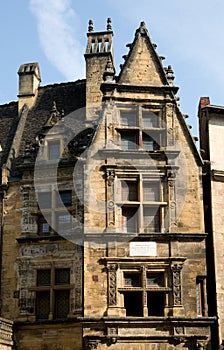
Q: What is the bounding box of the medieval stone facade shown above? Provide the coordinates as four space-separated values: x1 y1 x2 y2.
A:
0 19 216 349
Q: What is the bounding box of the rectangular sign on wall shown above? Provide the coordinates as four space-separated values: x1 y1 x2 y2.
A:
130 241 157 256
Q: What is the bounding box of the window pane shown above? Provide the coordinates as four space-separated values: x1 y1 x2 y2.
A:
143 182 160 202
54 290 70 319
124 292 143 316
56 213 71 231
38 192 52 209
143 207 160 232
37 270 51 286
121 181 138 201
142 133 157 151
120 112 137 126
58 191 72 207
121 132 137 150
49 141 60 160
122 206 138 233
142 110 158 128
38 216 51 235
147 273 164 287
147 291 164 316
36 291 50 320
124 273 141 287
55 268 70 285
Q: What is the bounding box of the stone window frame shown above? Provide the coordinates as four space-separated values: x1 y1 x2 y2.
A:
106 258 185 317
30 261 75 321
115 105 166 151
36 186 73 237
105 168 169 234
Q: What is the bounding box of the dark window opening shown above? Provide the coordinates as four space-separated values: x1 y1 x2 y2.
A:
38 216 51 235
58 190 72 207
124 272 141 287
122 206 138 233
143 207 160 232
120 112 137 127
142 133 158 151
54 290 70 319
38 192 52 209
121 132 138 150
36 291 50 320
121 181 138 201
55 268 70 285
37 270 51 286
147 273 164 287
142 110 158 128
147 292 165 316
124 292 143 316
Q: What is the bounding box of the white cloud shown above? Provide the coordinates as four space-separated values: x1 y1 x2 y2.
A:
29 0 85 80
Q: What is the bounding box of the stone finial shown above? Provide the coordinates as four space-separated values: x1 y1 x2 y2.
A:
165 65 175 85
135 21 149 37
88 19 94 32
107 18 112 31
47 101 62 126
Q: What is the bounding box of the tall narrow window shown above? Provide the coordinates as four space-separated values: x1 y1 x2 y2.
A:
122 207 138 233
121 181 138 201
121 132 138 151
196 277 206 316
35 268 71 321
48 140 60 160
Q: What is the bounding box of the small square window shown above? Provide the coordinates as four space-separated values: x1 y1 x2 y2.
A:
120 111 137 127
142 133 158 151
121 181 138 201
121 132 138 150
147 273 164 287
37 270 51 286
38 192 52 209
55 268 70 285
143 182 160 202
142 110 158 128
38 216 51 235
124 272 141 287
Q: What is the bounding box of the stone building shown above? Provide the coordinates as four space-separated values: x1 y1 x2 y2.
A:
198 97 224 349
0 20 215 349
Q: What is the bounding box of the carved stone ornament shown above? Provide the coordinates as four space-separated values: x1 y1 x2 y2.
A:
171 263 183 306
107 170 115 186
84 339 99 350
107 264 118 306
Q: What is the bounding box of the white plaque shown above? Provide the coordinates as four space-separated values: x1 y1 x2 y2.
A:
129 241 157 257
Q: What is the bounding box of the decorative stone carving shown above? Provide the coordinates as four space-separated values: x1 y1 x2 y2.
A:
84 339 99 350
196 340 208 350
171 262 183 306
107 264 118 306
107 170 115 186
20 185 37 233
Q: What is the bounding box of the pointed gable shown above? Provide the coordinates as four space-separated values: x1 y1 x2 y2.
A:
118 22 168 86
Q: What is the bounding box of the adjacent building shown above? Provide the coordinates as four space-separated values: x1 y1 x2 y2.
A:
198 98 224 349
0 20 215 349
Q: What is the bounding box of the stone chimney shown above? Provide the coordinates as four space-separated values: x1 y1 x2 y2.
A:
85 18 115 111
17 62 41 114
198 97 210 157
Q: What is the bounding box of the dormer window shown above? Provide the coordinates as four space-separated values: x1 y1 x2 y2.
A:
117 106 165 151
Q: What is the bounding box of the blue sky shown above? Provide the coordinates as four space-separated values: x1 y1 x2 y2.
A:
1 0 224 137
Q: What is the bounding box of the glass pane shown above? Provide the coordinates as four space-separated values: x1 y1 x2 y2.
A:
58 191 72 207
121 132 137 150
37 270 51 286
142 110 158 128
121 181 138 201
54 290 70 319
56 213 71 231
147 273 164 287
55 268 70 285
142 133 157 151
122 206 138 233
143 207 160 232
38 216 50 235
147 291 164 316
124 273 141 287
36 291 50 320
143 182 160 201
120 112 137 126
38 192 52 208
124 291 143 316
49 141 60 160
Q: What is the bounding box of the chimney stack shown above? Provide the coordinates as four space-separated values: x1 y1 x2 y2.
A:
17 62 41 113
